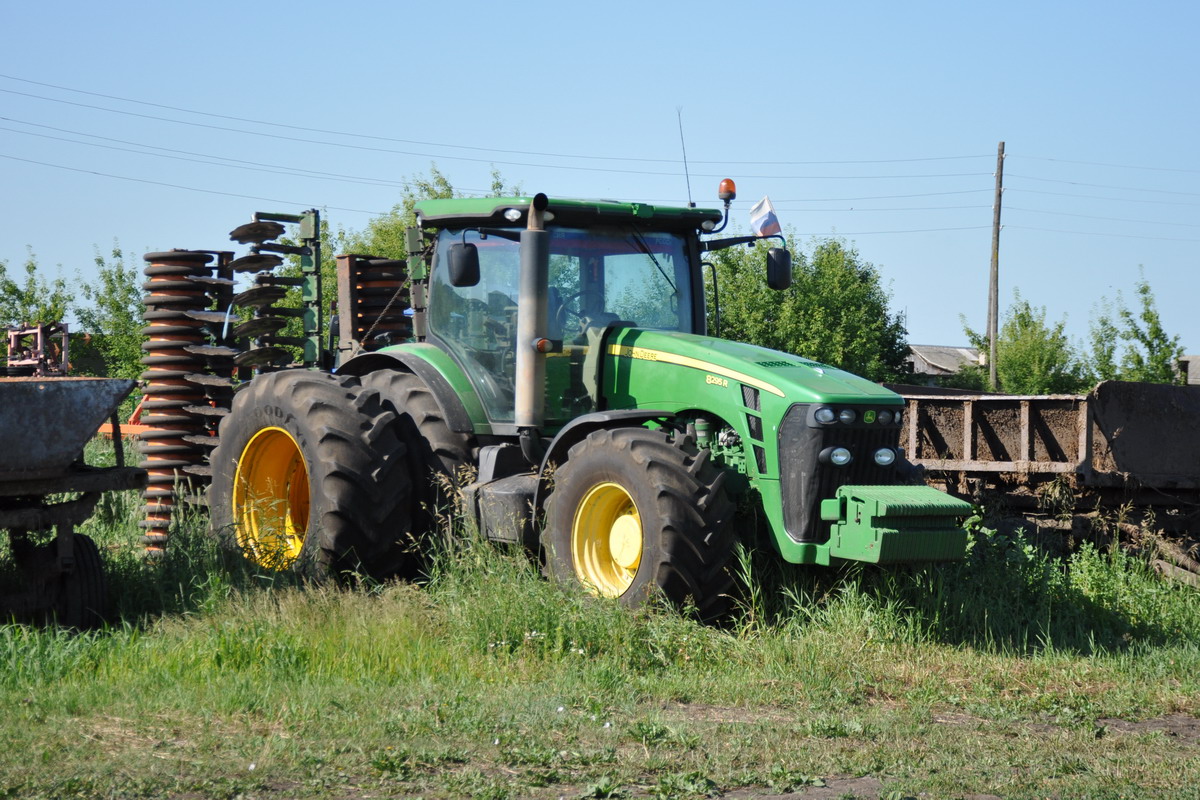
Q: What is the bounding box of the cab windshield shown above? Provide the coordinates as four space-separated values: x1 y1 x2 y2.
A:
428 224 694 424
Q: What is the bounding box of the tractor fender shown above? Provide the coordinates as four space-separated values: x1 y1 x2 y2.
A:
336 350 477 435
533 409 674 512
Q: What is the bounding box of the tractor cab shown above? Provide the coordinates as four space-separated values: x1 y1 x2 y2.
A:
414 196 722 434
425 217 704 429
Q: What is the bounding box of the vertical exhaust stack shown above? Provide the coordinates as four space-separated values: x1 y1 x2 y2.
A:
515 193 550 464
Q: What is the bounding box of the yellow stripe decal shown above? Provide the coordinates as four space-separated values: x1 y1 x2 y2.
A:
607 345 785 397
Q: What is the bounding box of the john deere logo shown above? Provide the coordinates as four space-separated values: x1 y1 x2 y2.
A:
864 410 877 424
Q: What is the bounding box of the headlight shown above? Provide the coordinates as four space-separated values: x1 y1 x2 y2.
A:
815 407 836 424
873 447 897 466
820 446 853 466
877 409 893 425
838 408 857 424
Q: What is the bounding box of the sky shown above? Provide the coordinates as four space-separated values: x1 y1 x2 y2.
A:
2 1 1198 354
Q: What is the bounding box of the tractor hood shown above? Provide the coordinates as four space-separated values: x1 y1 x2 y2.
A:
602 327 902 408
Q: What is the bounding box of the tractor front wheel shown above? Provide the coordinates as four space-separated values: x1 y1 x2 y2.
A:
208 370 413 580
544 427 736 619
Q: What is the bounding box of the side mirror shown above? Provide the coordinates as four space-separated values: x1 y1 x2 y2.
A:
766 247 792 291
449 242 480 287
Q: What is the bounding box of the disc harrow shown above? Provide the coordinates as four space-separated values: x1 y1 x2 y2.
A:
139 250 234 553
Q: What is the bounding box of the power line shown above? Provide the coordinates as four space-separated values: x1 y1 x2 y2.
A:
0 122 411 189
792 225 991 236
0 73 991 167
11 129 1187 241
0 153 388 215
2 115 408 185
1014 154 1200 175
766 189 993 203
5 122 984 214
3 152 1003 237
795 204 991 212
0 88 993 180
1005 224 1200 243
1007 173 1200 197
0 117 998 209
1009 187 1200 207
1006 205 1200 229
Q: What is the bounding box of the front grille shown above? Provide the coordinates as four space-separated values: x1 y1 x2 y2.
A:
779 403 902 543
815 425 898 503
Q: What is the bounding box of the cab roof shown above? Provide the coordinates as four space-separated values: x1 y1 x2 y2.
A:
415 196 723 231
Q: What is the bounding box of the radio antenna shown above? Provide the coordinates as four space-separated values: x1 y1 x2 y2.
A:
676 107 695 207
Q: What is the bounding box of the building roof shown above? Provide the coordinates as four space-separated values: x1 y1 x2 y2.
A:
907 344 983 375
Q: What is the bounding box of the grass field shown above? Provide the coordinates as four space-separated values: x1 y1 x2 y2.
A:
2 453 1199 799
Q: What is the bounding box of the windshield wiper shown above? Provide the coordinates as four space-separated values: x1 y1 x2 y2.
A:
626 226 676 293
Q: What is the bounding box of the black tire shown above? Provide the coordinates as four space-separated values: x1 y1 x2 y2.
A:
544 426 736 619
361 370 476 536
208 370 413 581
56 534 107 629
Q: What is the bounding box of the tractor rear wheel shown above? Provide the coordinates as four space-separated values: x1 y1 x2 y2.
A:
544 426 736 619
208 370 413 580
362 370 476 537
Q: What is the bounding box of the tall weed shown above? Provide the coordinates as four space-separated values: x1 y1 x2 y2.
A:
421 518 728 676
733 516 1200 654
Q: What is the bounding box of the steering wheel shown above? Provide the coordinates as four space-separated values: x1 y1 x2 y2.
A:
554 290 585 330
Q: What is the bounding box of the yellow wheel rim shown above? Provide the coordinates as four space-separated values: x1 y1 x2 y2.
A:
232 427 309 569
571 482 642 597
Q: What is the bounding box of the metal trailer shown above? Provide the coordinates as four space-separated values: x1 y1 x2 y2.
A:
0 377 146 627
894 380 1200 519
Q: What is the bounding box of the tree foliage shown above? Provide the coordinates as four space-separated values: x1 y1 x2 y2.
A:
1089 271 1184 385
0 252 74 365
964 290 1089 394
73 244 145 379
961 273 1183 394
0 251 73 326
333 165 519 260
707 237 909 382
1087 298 1121 383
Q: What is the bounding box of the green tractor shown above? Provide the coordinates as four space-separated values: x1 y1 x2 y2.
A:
208 185 970 616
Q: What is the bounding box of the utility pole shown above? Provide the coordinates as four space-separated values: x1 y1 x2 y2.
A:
987 141 1005 390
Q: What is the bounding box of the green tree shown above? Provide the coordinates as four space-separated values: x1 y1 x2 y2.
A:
334 165 519 258
74 244 145 379
0 250 73 326
1115 273 1183 384
707 236 909 382
965 290 1089 394
0 251 73 365
1087 297 1121 383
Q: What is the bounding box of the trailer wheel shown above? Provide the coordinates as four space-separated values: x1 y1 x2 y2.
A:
362 370 476 536
56 533 107 629
544 427 736 619
208 370 413 580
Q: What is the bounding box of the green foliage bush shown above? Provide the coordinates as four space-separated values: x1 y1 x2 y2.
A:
964 274 1186 393
963 290 1090 394
707 237 910 382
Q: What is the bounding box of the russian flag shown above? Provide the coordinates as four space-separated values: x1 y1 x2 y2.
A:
750 196 781 237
